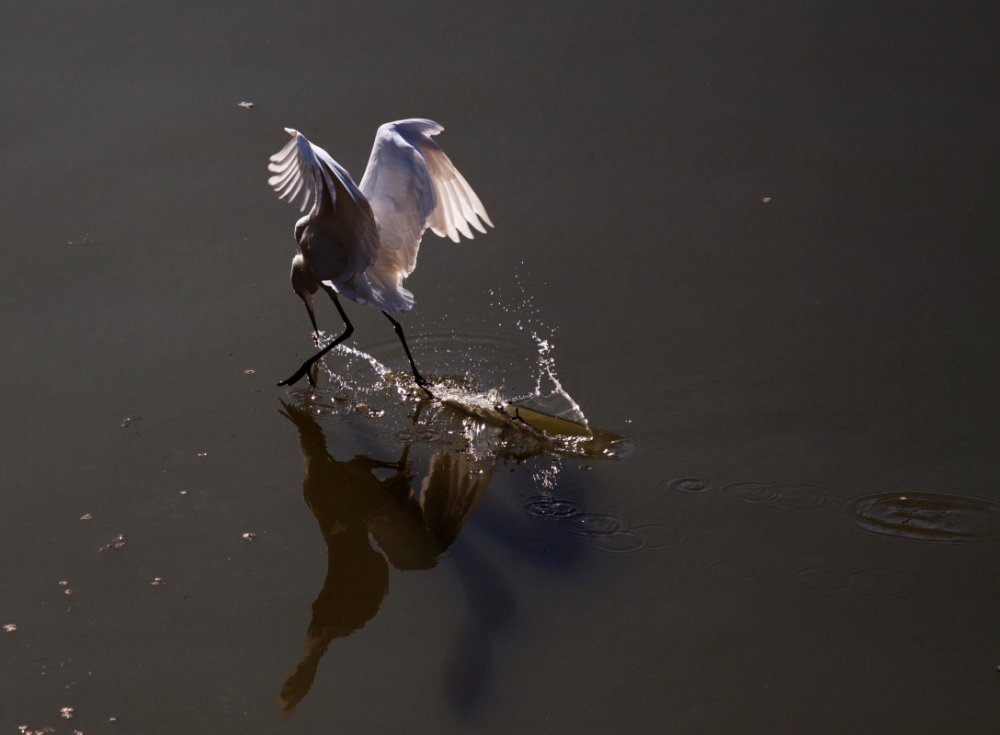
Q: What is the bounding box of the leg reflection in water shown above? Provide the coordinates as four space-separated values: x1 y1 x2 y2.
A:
277 401 494 719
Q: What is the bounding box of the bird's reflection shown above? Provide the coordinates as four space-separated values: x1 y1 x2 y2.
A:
277 401 494 718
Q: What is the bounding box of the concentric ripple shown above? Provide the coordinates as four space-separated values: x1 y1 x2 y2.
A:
792 563 853 595
595 530 646 554
720 481 781 505
848 491 998 544
560 512 625 537
522 495 583 520
666 477 713 494
706 559 760 582
766 484 830 512
721 481 832 512
632 523 685 550
848 567 916 600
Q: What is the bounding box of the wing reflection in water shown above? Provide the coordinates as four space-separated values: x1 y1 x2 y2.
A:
277 401 494 718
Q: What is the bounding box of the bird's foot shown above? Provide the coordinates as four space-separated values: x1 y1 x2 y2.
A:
277 361 318 388
413 374 434 398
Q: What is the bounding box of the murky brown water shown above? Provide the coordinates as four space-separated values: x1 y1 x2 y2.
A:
2 1 999 732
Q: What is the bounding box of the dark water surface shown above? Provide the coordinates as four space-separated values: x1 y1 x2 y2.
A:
2 1 999 732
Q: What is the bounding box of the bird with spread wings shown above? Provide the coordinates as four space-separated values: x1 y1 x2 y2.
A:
267 119 492 389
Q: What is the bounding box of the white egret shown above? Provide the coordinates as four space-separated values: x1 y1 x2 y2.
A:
267 119 492 389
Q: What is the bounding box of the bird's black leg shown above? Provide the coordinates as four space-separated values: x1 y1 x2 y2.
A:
382 311 431 394
298 294 321 345
278 292 354 387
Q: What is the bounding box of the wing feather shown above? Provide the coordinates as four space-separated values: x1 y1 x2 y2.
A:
268 129 381 302
359 119 491 293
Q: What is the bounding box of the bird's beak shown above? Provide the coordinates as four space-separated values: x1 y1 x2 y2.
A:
284 127 299 138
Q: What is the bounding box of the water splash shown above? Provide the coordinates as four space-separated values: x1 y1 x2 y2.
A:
298 323 631 460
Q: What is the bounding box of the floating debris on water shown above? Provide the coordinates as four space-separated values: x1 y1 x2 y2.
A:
65 589 73 595
60 707 74 719
59 580 68 586
80 513 92 521
97 534 125 552
238 101 255 109
244 369 255 374
242 532 257 541
4 623 16 632
197 452 208 457
151 577 165 586
120 416 142 429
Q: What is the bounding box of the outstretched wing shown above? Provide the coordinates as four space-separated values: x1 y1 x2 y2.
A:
268 128 367 215
359 119 492 294
268 129 381 301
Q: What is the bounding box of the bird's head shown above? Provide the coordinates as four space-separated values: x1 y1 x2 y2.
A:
284 127 300 138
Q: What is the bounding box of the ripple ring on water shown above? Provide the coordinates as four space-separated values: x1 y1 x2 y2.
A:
706 558 760 582
792 563 853 595
847 491 998 544
522 495 583 520
766 484 831 513
632 522 685 550
595 530 646 554
720 481 781 505
848 566 917 601
665 477 713 494
560 511 626 537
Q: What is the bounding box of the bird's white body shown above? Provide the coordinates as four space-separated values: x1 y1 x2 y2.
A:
269 119 492 314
